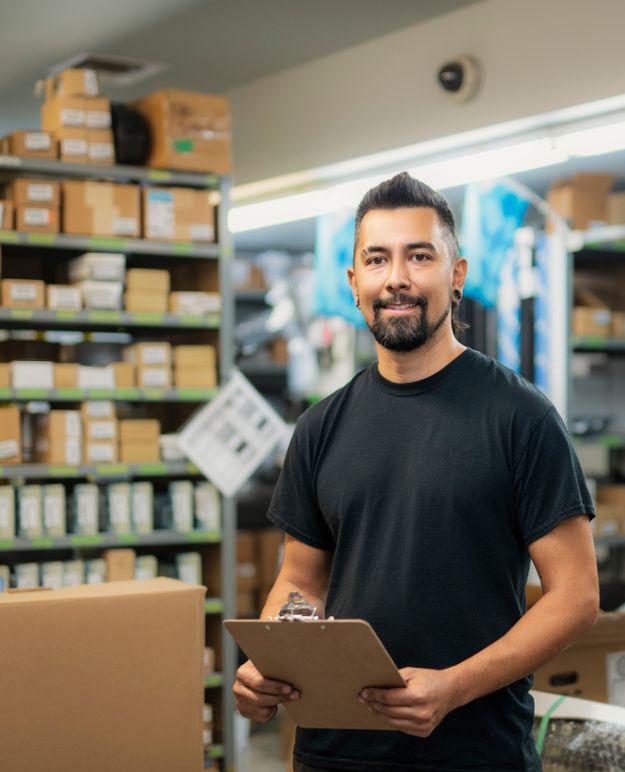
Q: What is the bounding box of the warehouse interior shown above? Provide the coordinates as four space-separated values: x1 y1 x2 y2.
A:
2 0 625 770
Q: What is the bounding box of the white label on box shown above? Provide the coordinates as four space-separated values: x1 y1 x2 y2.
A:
64 412 81 437
0 203 4 224
203 704 213 724
24 132 51 151
10 283 37 301
83 70 99 96
60 108 85 127
62 138 88 156
26 183 54 202
20 498 39 530
86 111 111 129
110 491 129 525
0 440 18 459
23 207 50 226
140 346 168 366
65 438 81 465
78 502 96 528
142 368 168 387
78 366 115 390
132 493 151 525
48 286 81 311
87 443 115 463
202 729 213 746
607 651 625 707
89 421 116 440
44 497 63 528
593 310 611 325
147 191 174 240
11 361 54 389
190 223 213 242
85 401 113 418
89 142 114 160
113 217 137 236
92 263 121 281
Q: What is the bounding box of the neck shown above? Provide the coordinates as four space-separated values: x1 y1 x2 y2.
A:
375 328 466 383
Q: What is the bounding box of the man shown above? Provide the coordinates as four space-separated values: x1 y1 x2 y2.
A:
233 172 599 771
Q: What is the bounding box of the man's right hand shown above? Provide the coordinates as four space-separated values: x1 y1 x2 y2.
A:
233 659 300 723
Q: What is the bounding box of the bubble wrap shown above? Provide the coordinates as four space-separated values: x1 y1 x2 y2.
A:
533 718 625 771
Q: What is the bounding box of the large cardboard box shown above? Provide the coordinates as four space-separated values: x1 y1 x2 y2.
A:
132 90 231 174
0 405 21 464
174 345 216 370
56 127 89 163
573 307 612 337
41 95 87 131
119 441 160 464
126 268 170 293
36 410 81 438
62 180 140 238
0 130 56 159
143 187 216 241
119 419 160 443
547 173 614 231
0 578 206 772
88 128 115 165
124 290 168 314
15 205 59 234
1 278 45 308
533 612 625 704
8 179 60 207
174 368 217 389
35 436 81 465
44 68 99 99
0 199 14 229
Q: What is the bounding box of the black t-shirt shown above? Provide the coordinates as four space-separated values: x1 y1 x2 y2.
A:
268 348 594 771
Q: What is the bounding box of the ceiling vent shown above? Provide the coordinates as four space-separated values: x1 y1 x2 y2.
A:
47 53 167 86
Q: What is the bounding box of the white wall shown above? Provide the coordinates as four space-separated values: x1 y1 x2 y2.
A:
228 0 625 184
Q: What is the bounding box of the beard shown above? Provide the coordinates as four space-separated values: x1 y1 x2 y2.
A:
368 292 450 352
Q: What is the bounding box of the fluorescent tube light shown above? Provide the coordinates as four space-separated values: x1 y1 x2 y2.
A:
556 121 625 157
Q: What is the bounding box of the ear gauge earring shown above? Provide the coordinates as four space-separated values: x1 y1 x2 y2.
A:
355 297 361 308
453 289 462 303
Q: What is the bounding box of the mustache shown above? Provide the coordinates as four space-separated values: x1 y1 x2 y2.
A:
372 293 428 311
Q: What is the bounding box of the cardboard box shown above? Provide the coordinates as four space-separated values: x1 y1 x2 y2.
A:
44 68 99 99
47 284 82 311
174 368 217 389
174 345 216 370
41 95 87 131
124 290 168 314
69 252 126 283
0 200 14 229
80 400 114 419
77 280 123 311
15 204 59 233
125 341 172 366
77 365 115 390
84 97 111 130
11 360 54 389
84 440 118 465
62 180 140 238
36 410 81 438
170 480 194 531
137 366 172 389
547 173 614 231
593 503 624 538
119 441 160 463
88 128 115 165
104 549 135 581
613 311 625 340
8 179 61 206
17 485 43 538
126 268 170 293
607 191 625 225
107 482 131 534
573 307 612 337
0 364 9 388
119 419 160 443
0 406 21 464
0 578 206 771
72 483 98 534
84 417 118 441
132 90 231 174
54 363 78 388
1 130 55 159
169 291 221 315
0 486 16 539
1 278 45 308
42 484 66 537
35 436 81 465
143 187 216 241
112 362 134 388
131 482 154 533
533 612 625 703
56 126 89 162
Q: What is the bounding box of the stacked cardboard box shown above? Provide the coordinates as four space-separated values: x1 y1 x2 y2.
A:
547 173 614 231
119 419 160 463
143 187 216 242
0 406 21 465
1 278 45 309
0 130 55 159
69 252 126 310
173 345 217 389
124 341 172 389
40 68 114 165
0 199 14 229
125 268 170 313
6 178 60 234
63 180 140 238
34 410 81 465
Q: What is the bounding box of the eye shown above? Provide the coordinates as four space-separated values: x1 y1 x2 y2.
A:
410 253 431 263
366 255 386 266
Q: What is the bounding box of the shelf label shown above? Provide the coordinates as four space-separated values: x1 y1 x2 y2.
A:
204 600 223 614
31 537 54 548
187 530 221 543
171 242 195 255
71 534 104 547
117 533 139 544
147 170 172 182
0 230 20 243
142 389 164 401
86 389 113 400
88 237 129 250
10 309 34 319
178 389 215 401
179 314 202 327
95 464 129 477
88 310 122 323
25 233 56 245
56 310 78 321
204 674 223 688
136 463 167 476
132 312 164 325
49 465 79 477
0 389 11 400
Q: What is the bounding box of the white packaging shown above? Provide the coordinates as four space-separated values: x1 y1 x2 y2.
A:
159 434 185 462
82 400 114 419
131 482 153 534
82 69 99 96
42 484 66 537
113 216 138 236
145 190 174 240
25 183 54 203
77 280 123 311
86 110 111 130
84 442 115 464
171 292 221 316
24 132 51 151
170 481 194 532
194 482 221 531
17 485 42 538
23 207 52 227
107 483 131 534
63 559 85 587
40 561 64 590
0 440 18 461
11 361 54 390
87 420 117 440
9 283 37 302
60 108 85 127
73 484 99 535
190 223 213 242
69 253 126 283
0 487 15 539
15 563 39 589
61 138 88 157
202 728 213 746
47 285 82 311
77 366 115 390
89 141 114 161
140 367 169 388
176 551 202 585
203 704 213 724
85 558 106 584
135 555 158 581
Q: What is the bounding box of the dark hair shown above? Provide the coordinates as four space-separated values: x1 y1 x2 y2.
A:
354 171 468 337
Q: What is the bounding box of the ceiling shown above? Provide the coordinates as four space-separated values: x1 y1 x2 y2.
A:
0 0 482 135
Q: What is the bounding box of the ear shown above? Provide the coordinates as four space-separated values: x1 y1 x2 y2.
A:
452 256 468 291
347 265 359 304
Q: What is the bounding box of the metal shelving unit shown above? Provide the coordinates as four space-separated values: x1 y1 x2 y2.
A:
0 157 236 770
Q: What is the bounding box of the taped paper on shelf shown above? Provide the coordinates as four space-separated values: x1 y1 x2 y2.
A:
177 369 289 498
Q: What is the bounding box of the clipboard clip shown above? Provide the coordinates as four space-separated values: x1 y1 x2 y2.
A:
277 591 319 622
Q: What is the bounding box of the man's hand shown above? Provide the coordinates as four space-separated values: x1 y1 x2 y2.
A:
359 667 458 737
233 659 300 723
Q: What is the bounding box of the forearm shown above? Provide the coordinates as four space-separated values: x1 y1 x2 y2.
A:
260 571 327 619
449 588 598 709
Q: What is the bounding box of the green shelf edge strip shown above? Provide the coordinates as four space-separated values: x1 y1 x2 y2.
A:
207 745 224 759
88 237 129 250
10 309 34 319
0 539 16 549
204 599 223 614
95 464 129 477
49 466 79 477
204 673 223 688
117 533 139 544
136 463 167 475
187 530 221 543
0 230 19 243
26 233 56 245
71 535 104 547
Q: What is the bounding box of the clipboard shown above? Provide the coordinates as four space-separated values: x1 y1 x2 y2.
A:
224 618 406 730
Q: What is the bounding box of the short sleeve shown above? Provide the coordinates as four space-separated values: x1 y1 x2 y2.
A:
267 416 335 551
513 407 595 545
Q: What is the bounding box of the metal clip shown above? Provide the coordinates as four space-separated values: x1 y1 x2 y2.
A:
277 591 319 622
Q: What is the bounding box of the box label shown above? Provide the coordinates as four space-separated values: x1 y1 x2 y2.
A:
44 496 63 528
49 286 81 310
92 262 122 281
89 142 114 160
26 183 54 202
10 283 37 301
61 138 88 156
607 650 625 707
87 443 115 463
89 421 116 440
0 440 18 460
190 223 213 242
142 368 168 387
86 111 111 129
174 139 194 153
20 498 39 530
65 438 81 465
24 132 51 151
60 108 85 127
65 413 82 437
85 401 113 418
146 190 174 240
23 207 51 227
83 70 99 96
113 217 137 236
140 346 168 366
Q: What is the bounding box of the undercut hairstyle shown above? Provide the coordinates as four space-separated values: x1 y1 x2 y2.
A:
354 171 468 338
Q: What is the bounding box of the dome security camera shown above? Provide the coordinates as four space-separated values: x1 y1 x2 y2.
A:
437 55 481 102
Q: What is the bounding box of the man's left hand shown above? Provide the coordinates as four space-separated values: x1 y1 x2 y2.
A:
359 667 459 737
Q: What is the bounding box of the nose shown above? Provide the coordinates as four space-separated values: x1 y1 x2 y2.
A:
385 258 410 292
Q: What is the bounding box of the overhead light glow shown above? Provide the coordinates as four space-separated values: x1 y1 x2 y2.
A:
555 121 625 157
